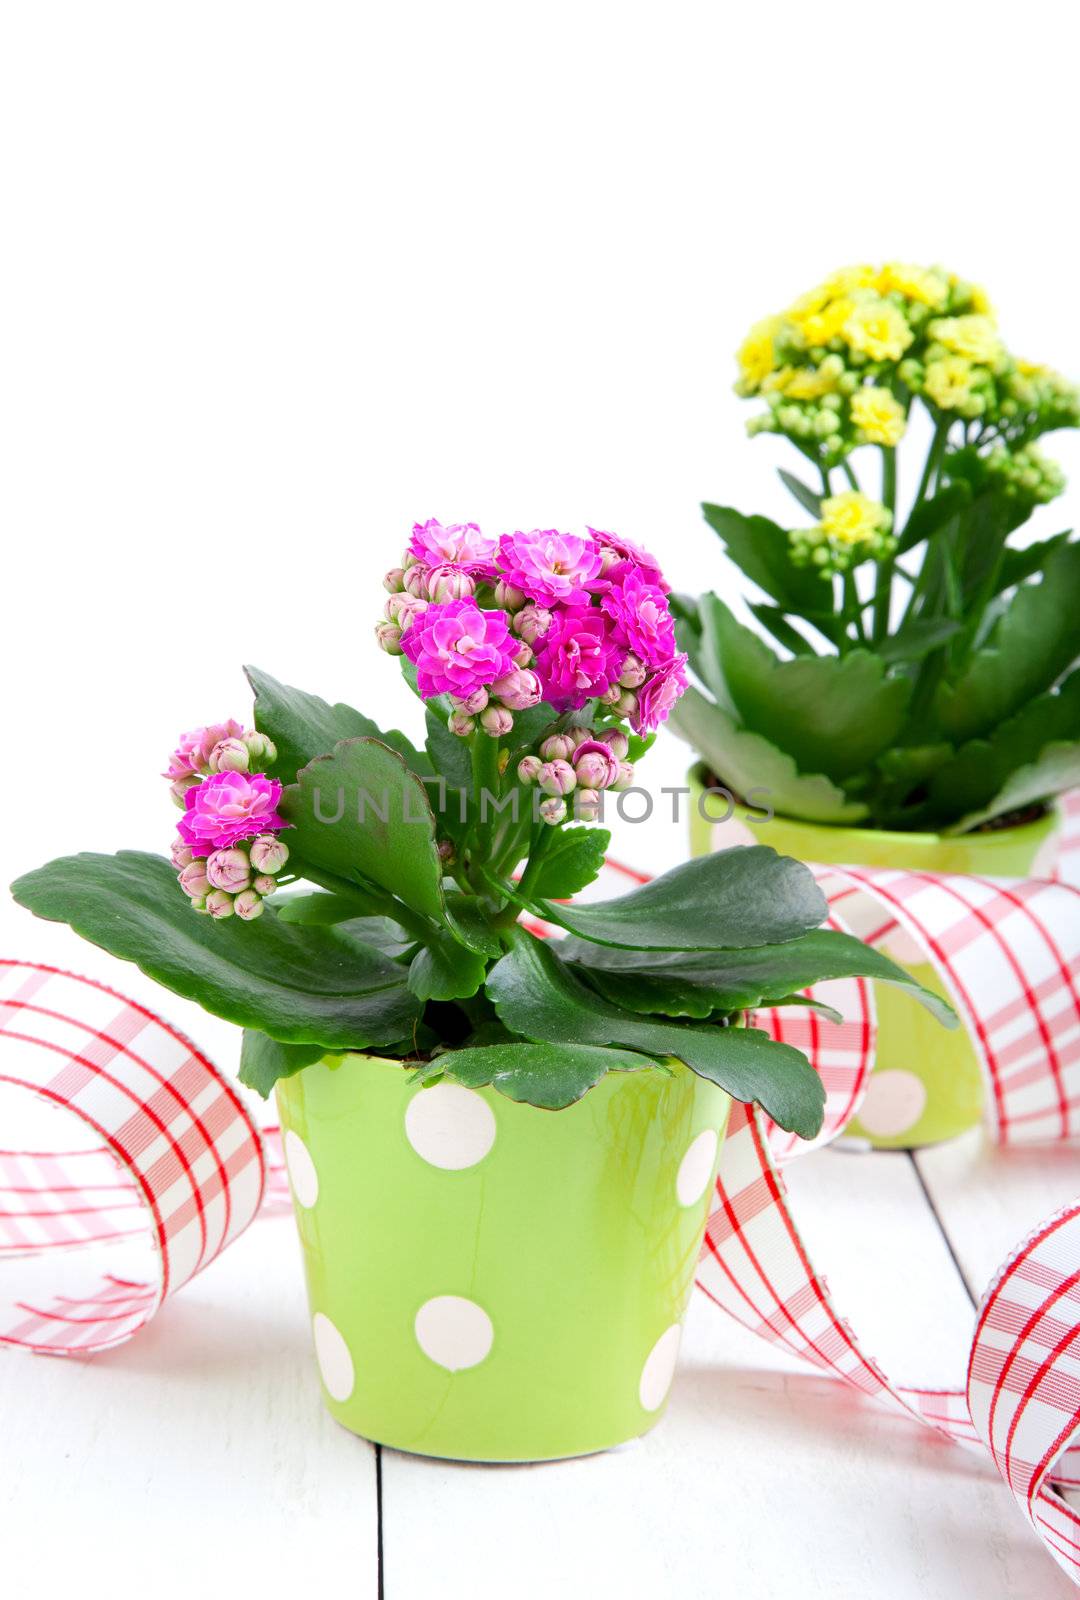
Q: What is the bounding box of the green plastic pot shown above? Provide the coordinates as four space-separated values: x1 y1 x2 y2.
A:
687 767 1059 1149
277 1051 731 1461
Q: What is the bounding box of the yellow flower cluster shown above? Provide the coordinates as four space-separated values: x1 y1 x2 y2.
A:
733 262 1079 464
789 491 896 575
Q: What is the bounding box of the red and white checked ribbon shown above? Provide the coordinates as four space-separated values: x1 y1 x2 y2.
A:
1 800 1078 1581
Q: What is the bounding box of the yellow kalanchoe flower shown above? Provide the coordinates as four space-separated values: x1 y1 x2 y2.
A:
819 490 892 547
923 354 978 413
928 314 1005 369
842 297 914 363
736 316 781 393
850 386 907 446
876 262 949 308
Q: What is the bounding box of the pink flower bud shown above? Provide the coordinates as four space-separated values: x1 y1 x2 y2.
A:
491 669 542 712
538 759 576 796
598 547 621 575
171 839 194 870
249 834 290 874
494 580 527 612
568 726 593 750
233 890 265 921
208 737 251 774
600 684 622 707
171 775 200 808
179 861 211 899
242 731 278 765
384 567 406 593
603 688 638 716
206 848 252 893
539 733 576 761
611 761 635 791
618 653 647 690
605 729 630 759
539 796 567 826
404 564 431 600
573 741 620 790
511 639 534 668
517 755 543 783
512 604 553 645
574 788 603 823
205 890 235 919
385 593 428 628
427 565 476 603
453 687 489 715
253 874 278 896
376 621 404 655
437 838 456 866
480 705 514 737
448 711 476 737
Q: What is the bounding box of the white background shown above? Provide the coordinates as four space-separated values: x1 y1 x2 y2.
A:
2 8 1080 1595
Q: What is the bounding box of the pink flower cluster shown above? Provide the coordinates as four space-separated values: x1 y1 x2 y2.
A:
165 722 291 919
378 519 686 737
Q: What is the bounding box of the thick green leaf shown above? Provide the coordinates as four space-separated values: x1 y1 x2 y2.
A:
946 743 1080 834
528 827 611 899
531 846 827 952
246 665 428 782
877 617 961 666
275 888 390 924
240 1032 325 1096
669 687 868 825
407 941 487 1002
443 893 504 958
423 705 472 842
995 532 1071 596
934 541 1080 743
703 596 911 781
701 503 832 618
896 481 972 555
11 851 421 1047
485 931 825 1137
562 927 956 1026
444 1041 653 1110
748 603 818 657
282 737 446 924
928 669 1080 828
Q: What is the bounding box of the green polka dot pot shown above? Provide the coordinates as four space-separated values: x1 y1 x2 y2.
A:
688 767 1059 1149
276 1052 731 1461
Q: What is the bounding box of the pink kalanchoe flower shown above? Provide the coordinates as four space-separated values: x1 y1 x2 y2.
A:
632 655 689 735
177 772 289 856
165 720 244 782
408 519 498 570
599 564 676 667
533 608 624 712
495 530 603 606
573 740 620 790
401 599 518 701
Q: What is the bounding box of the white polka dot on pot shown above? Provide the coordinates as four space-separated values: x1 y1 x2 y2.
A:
639 1324 682 1412
676 1128 719 1207
857 1068 928 1139
283 1129 319 1208
415 1295 494 1371
405 1082 496 1170
312 1312 354 1402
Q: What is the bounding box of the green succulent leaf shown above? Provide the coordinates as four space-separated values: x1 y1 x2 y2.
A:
933 541 1080 744
444 1041 654 1110
562 927 956 1027
531 846 827 952
407 940 488 1003
778 470 823 519
485 930 826 1138
994 532 1071 596
669 687 869 825
275 888 390 924
246 665 428 782
239 1032 326 1096
11 851 421 1049
895 481 972 555
945 746 1080 835
701 596 911 781
443 893 505 958
282 737 446 924
527 826 611 899
876 617 962 666
701 504 831 620
748 603 819 657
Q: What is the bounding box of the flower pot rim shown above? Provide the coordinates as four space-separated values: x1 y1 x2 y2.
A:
687 761 1058 848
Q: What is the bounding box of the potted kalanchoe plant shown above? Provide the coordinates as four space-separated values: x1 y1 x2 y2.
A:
12 519 951 1462
672 261 1080 1148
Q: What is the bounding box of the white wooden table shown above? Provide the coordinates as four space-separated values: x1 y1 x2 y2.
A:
3 855 1078 1600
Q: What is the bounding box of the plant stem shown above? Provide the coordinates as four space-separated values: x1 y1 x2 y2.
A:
872 446 898 643
515 821 554 902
